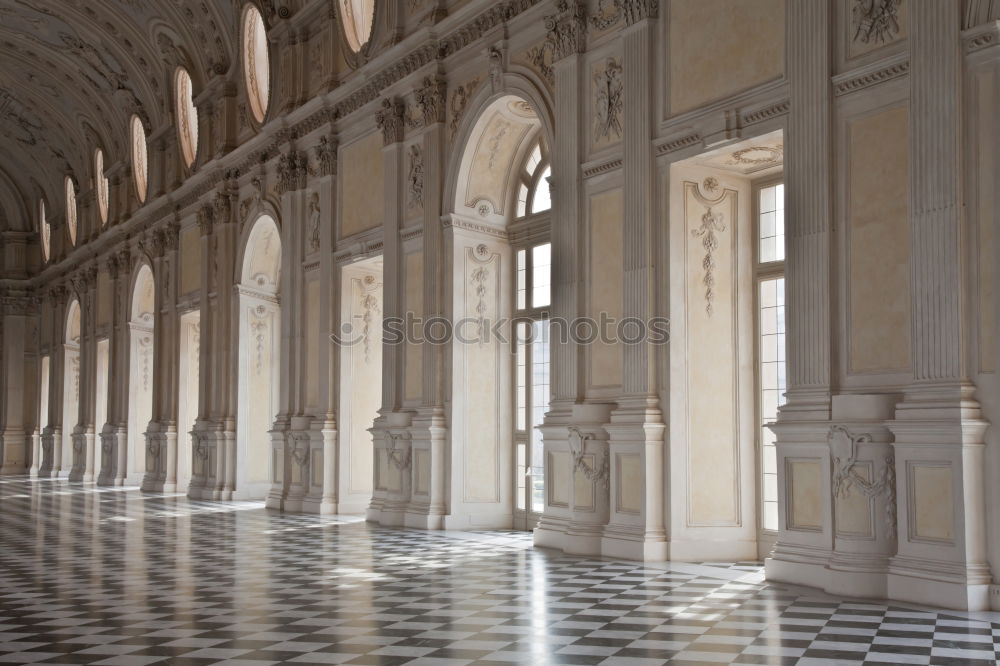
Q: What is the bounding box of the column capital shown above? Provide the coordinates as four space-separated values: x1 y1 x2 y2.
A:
414 76 447 127
545 0 587 62
375 97 405 145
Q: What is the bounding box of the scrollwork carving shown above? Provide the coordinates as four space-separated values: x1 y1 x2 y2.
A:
407 144 424 210
852 0 901 45
829 425 897 538
593 58 623 143
415 76 447 126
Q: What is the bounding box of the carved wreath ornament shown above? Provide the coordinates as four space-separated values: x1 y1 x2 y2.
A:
691 207 727 316
829 425 897 538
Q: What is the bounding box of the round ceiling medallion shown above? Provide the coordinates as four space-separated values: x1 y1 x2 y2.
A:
507 100 536 118
728 145 783 166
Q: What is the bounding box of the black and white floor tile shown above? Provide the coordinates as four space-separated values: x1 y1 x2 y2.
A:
1 478 998 665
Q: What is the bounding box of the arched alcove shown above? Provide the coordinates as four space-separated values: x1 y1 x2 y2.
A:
126 264 155 485
60 300 82 477
236 214 282 500
439 91 553 530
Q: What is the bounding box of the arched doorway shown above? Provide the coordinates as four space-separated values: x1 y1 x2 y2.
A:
60 300 81 477
126 265 155 486
444 92 553 529
236 215 281 500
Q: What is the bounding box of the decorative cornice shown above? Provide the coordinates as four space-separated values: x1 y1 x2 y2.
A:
833 55 909 96
963 20 1000 54
741 100 790 126
656 132 701 155
582 157 622 178
442 216 509 240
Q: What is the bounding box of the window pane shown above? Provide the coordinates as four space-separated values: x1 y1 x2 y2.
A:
516 249 527 310
530 319 550 514
531 243 551 308
516 441 526 511
758 183 785 263
758 276 786 531
531 166 551 214
516 321 528 431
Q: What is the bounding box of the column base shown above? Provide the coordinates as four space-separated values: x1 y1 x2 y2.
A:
888 555 992 611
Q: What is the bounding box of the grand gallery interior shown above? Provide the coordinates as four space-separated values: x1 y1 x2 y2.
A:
1 0 999 664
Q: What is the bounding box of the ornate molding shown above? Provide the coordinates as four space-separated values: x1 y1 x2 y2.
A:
407 144 424 211
308 192 321 253
582 157 622 179
315 135 338 177
487 46 505 94
833 56 909 96
852 0 901 45
690 206 727 316
593 58 624 142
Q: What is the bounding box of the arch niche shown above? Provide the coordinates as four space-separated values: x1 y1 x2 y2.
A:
126 264 156 485
442 90 553 529
60 299 82 477
236 214 282 500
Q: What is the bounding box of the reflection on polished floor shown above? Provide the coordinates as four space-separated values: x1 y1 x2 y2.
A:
1 479 998 666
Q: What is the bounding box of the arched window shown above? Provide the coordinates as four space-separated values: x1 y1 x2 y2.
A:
65 176 77 246
243 4 270 124
39 199 51 262
515 137 551 218
175 67 199 168
131 115 148 203
338 0 375 53
95 149 109 226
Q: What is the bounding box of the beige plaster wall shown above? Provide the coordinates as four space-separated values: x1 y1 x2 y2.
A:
341 131 385 238
617 453 642 513
588 187 623 390
788 460 823 530
668 0 785 115
848 105 911 374
912 464 954 542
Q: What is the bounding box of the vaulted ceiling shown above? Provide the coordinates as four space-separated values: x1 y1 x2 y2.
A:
0 0 239 232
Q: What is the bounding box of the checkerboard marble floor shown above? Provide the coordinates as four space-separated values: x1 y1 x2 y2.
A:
2 478 999 666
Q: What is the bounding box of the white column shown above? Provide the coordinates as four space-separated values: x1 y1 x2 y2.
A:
765 0 837 588
887 1 991 611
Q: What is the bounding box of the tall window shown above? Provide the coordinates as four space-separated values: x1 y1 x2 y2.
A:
95 149 109 226
65 176 77 246
243 4 270 123
39 199 50 262
755 181 785 532
175 67 199 168
338 0 375 52
514 242 551 523
515 137 551 218
131 115 148 203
